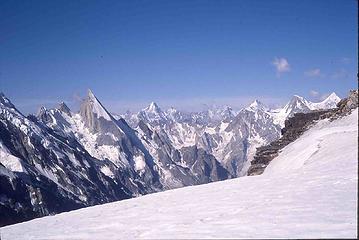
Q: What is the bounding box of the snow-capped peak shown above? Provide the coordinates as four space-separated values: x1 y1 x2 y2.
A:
269 95 312 127
290 95 312 107
309 92 341 110
283 95 311 114
138 101 167 124
87 89 97 100
146 102 161 113
325 92 340 101
58 102 71 116
37 106 47 115
36 106 55 124
321 92 340 105
292 94 304 99
0 92 16 110
247 100 267 111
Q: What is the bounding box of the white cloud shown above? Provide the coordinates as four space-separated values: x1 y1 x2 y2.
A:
309 90 319 97
272 57 290 77
305 68 322 77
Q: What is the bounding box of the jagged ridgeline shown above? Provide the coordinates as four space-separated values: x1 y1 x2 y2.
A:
0 89 343 226
248 89 358 176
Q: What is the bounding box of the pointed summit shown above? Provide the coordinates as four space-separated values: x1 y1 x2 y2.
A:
58 102 71 116
37 106 53 123
289 95 310 105
79 89 116 133
36 106 49 119
247 100 267 111
0 92 16 109
220 106 235 122
146 102 161 113
143 101 166 116
139 101 167 124
0 93 24 118
281 95 311 116
250 99 261 106
292 94 303 99
81 89 112 121
310 92 341 110
37 106 47 115
323 92 340 102
87 89 97 100
86 89 106 109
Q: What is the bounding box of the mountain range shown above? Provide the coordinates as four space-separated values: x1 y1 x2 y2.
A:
0 90 340 226
2 104 357 239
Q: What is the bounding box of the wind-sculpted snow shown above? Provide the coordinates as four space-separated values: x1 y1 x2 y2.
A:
2 108 356 239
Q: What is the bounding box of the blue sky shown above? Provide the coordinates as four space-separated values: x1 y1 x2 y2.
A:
0 0 357 113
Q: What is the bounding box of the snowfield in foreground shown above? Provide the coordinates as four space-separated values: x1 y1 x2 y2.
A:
1 109 357 239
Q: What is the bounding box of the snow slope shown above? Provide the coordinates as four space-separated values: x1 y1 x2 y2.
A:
1 109 357 239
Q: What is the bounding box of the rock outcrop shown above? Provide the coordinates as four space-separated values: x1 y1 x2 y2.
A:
248 89 358 176
335 89 358 116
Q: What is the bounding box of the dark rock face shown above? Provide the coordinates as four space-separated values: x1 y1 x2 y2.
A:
0 89 352 227
0 114 134 224
180 146 229 183
0 167 85 227
335 89 358 116
222 105 281 176
58 102 71 116
0 119 132 227
0 91 230 227
247 89 358 176
247 109 332 176
136 120 230 188
79 90 118 135
0 95 132 227
281 110 333 137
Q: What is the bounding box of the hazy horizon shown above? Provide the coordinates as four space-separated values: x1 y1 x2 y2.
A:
1 88 343 115
0 0 357 114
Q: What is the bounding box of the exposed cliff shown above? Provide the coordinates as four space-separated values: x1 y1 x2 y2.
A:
248 89 358 176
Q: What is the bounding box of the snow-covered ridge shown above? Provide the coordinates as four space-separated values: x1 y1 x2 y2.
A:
269 92 340 127
123 92 340 126
309 92 341 110
2 108 356 239
0 89 344 227
0 141 27 174
126 92 340 176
